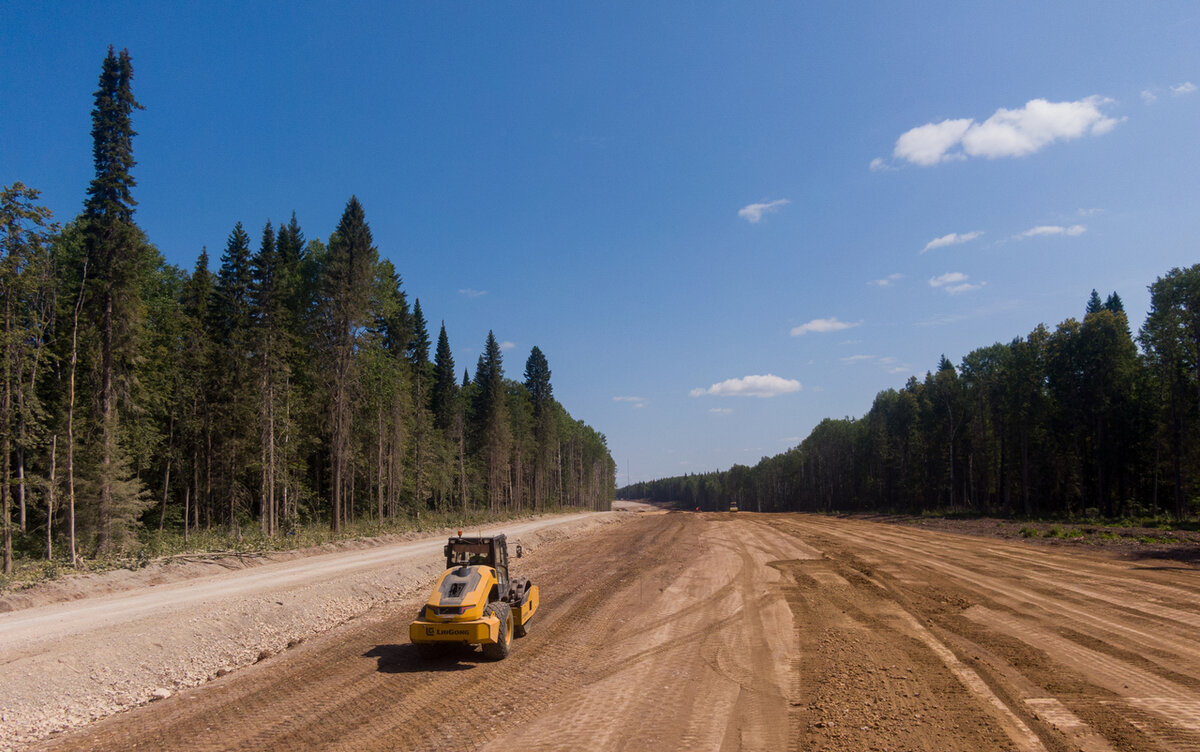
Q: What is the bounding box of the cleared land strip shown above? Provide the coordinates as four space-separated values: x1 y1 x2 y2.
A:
22 511 1200 751
0 511 608 749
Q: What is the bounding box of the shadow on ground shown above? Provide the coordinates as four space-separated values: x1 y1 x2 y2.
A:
363 644 479 673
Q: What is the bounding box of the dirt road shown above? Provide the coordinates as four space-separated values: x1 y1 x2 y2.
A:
33 511 1200 751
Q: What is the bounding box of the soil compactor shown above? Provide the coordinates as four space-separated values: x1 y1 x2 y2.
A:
409 533 539 660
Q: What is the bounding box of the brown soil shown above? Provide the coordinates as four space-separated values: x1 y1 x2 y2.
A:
861 513 1200 562
19 510 1200 750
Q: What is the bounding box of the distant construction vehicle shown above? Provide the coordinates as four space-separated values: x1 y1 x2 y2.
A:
409 533 539 660
730 501 739 512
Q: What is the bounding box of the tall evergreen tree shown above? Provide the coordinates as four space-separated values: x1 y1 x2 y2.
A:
431 323 457 431
0 184 58 572
82 46 149 553
1086 289 1104 315
320 196 378 531
212 223 255 527
474 332 511 511
524 345 555 509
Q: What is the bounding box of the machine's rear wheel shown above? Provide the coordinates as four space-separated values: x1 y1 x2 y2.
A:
481 602 512 660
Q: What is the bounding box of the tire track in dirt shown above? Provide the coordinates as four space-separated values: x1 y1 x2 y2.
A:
770 513 1200 751
35 511 1200 751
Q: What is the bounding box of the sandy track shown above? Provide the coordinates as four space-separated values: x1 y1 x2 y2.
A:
0 512 602 747
28 511 1200 751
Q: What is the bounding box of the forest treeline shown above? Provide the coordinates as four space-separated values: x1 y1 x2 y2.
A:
621 275 1200 521
1 48 615 572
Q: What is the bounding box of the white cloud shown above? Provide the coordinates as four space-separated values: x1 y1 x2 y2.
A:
613 396 646 408
921 231 983 254
869 273 903 287
893 96 1119 166
499 341 515 350
781 436 802 444
928 272 984 294
840 354 875 363
709 408 733 414
1142 89 1158 105
1018 224 1087 239
894 118 973 166
869 157 894 172
738 198 790 224
458 288 487 298
790 317 862 336
689 374 802 398
1171 81 1197 96
929 272 968 287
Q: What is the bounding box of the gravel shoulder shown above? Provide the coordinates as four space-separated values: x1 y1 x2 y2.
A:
0 510 626 749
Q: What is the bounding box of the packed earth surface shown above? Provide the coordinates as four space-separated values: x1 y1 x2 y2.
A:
5 504 1200 751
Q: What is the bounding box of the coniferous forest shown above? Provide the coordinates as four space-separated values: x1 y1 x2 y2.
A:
621 280 1200 521
0 48 615 572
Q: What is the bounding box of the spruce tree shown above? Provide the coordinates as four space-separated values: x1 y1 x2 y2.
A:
432 322 457 431
1086 289 1104 315
82 46 149 553
321 196 378 530
523 346 552 417
212 223 255 527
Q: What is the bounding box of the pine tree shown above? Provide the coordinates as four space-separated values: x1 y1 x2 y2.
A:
474 332 511 511
212 223 255 528
1086 289 1104 315
524 346 555 509
0 184 58 572
82 46 149 553
180 249 213 535
320 197 378 531
432 323 457 431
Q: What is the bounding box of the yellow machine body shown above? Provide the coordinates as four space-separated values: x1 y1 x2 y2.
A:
408 534 539 655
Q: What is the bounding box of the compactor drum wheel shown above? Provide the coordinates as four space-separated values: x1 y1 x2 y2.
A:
481 602 513 660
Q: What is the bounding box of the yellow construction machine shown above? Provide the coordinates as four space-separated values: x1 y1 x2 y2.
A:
409 532 539 660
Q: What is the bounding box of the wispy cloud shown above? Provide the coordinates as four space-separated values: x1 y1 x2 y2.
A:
840 354 875 363
1171 81 1197 96
869 157 894 172
613 396 646 408
929 272 984 294
790 317 862 336
1017 224 1087 239
738 199 790 224
689 374 802 398
869 273 903 287
922 231 983 254
499 341 515 351
709 408 733 414
458 288 487 298
893 96 1119 166
1142 89 1158 105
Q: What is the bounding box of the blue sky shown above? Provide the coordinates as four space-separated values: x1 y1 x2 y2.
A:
2 2 1198 485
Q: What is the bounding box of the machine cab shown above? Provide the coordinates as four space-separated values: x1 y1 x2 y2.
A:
444 534 509 596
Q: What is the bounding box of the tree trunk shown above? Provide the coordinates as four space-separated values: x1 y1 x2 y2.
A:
158 416 173 533
66 263 86 567
97 288 115 553
46 434 56 560
3 296 12 573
